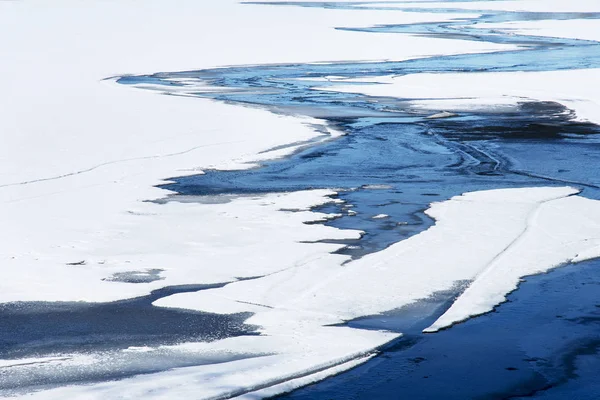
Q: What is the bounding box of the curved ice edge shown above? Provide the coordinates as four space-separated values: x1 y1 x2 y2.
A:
423 185 600 333
421 261 575 334
207 348 383 400
240 353 376 399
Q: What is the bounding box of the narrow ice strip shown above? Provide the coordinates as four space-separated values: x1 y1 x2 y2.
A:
372 213 389 219
317 68 600 124
235 354 376 399
426 193 600 332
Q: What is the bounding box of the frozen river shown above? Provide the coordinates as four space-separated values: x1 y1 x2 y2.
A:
2 1 600 398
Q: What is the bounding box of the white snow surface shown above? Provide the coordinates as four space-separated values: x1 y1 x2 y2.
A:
0 357 71 369
2 0 600 398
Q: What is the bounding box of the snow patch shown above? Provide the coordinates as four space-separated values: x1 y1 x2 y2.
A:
372 214 390 219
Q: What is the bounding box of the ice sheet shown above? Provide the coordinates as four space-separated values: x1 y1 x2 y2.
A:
2 0 600 398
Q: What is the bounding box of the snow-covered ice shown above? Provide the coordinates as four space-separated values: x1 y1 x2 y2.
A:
158 187 600 331
1 0 600 398
9 186 600 399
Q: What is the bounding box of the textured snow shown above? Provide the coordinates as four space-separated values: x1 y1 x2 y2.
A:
0 357 71 369
426 189 600 332
0 188 362 303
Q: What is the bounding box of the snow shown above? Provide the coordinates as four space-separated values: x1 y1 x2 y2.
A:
372 214 390 219
13 329 395 400
2 0 600 398
425 189 600 332
426 111 459 119
122 347 155 353
0 188 363 303
234 354 376 399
